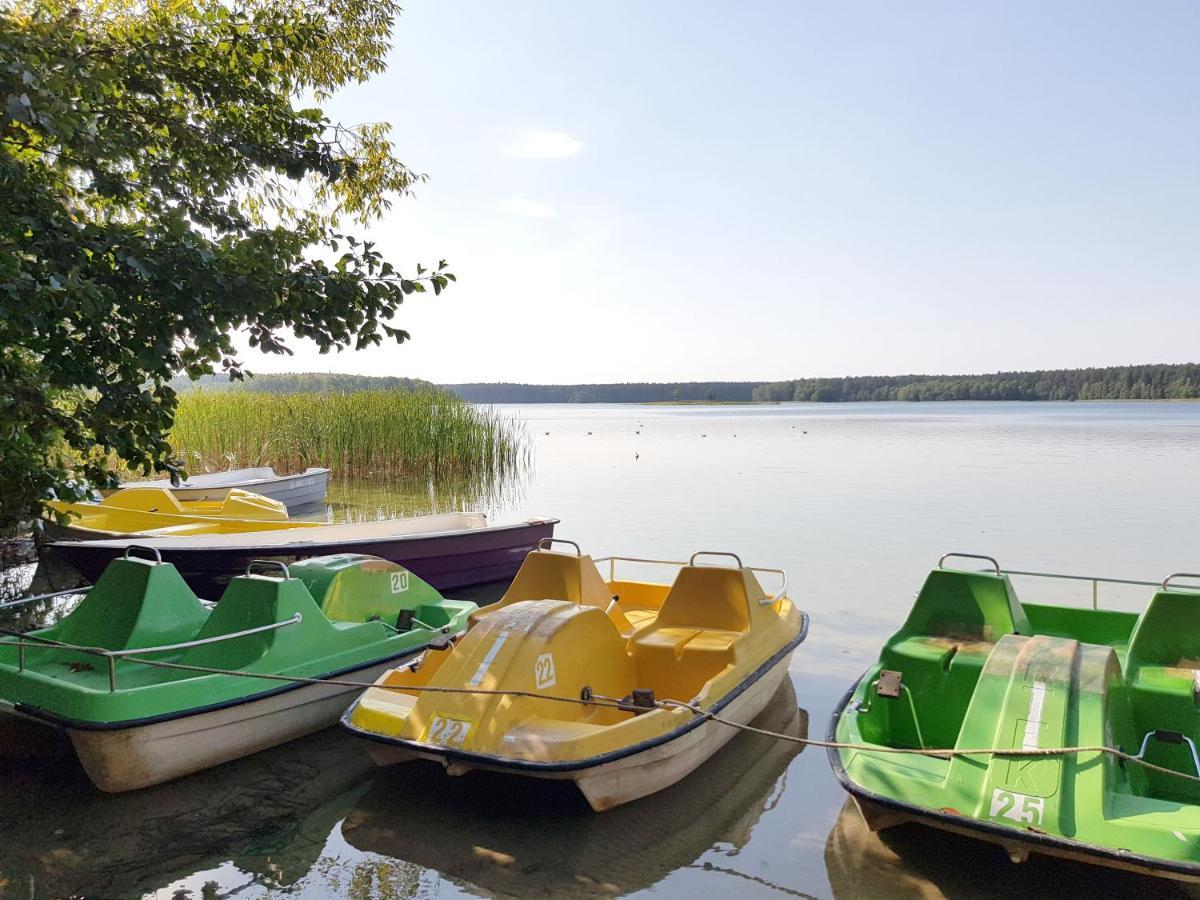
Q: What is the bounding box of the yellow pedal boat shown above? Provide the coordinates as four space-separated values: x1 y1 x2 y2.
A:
45 487 323 539
341 540 808 810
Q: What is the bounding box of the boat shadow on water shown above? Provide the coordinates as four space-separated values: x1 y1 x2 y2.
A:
340 678 809 897
0 724 377 897
0 680 806 898
824 798 1200 899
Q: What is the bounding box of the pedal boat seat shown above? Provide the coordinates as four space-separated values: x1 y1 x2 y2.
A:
179 570 352 670
875 568 1030 749
483 548 637 635
1125 585 1200 801
630 564 758 702
54 556 209 651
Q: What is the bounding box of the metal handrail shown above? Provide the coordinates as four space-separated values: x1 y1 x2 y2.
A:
123 545 162 564
1162 573 1200 592
245 559 290 579
937 552 1187 610
2 612 303 691
938 552 1000 575
593 555 789 606
1001 569 1161 589
0 586 92 610
537 538 581 556
1136 730 1200 777
690 551 744 567
102 612 303 659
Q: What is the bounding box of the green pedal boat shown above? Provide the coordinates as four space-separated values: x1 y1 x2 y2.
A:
829 552 1200 882
0 548 475 792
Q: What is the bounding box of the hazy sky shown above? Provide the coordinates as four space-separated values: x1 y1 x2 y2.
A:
242 1 1200 384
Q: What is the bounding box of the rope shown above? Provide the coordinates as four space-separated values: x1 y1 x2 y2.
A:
5 626 1200 786
658 699 1200 785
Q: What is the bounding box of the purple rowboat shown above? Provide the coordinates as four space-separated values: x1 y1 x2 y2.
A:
46 513 558 595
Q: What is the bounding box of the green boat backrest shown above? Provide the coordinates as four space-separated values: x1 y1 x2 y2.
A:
181 573 331 668
288 554 446 625
1127 589 1200 674
897 569 1031 643
53 557 209 651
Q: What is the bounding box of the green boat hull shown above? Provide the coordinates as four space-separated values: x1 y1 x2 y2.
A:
830 562 1200 882
0 553 475 790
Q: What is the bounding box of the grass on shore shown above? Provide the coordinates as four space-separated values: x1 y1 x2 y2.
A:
170 388 529 481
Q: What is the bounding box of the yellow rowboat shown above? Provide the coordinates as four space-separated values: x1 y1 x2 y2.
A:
45 487 323 539
341 540 808 810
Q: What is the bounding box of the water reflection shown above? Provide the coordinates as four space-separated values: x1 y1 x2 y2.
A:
341 680 808 898
320 469 530 525
823 798 1200 899
0 728 375 898
0 671 806 898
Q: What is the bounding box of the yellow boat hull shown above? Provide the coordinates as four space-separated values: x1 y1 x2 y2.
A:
343 546 807 809
46 487 322 538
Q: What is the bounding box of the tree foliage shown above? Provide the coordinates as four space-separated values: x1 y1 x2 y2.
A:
753 364 1200 403
0 0 453 531
170 371 434 394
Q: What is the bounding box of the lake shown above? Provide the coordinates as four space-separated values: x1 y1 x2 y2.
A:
4 401 1200 898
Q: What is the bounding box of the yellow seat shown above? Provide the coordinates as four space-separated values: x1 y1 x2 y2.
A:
480 548 638 633
651 565 754 632
493 549 612 609
622 608 659 633
630 565 757 702
636 626 701 657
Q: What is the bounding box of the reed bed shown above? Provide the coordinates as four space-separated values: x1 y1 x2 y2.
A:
170 389 530 482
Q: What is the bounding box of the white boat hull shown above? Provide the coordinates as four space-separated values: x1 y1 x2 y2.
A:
56 657 400 793
362 652 795 811
121 467 331 513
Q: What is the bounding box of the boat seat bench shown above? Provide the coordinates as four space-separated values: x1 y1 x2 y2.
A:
1124 588 1200 803
630 627 741 703
864 569 1032 751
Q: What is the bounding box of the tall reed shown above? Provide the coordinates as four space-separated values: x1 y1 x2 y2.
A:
169 389 529 481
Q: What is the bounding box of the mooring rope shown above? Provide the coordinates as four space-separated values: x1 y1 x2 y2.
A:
655 700 1200 785
4 626 1200 785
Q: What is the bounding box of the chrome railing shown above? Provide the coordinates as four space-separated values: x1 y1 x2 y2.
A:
592 555 789 606
0 585 92 610
939 550 1186 610
2 613 302 691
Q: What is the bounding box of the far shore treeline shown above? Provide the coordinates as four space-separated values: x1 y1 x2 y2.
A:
174 363 1200 403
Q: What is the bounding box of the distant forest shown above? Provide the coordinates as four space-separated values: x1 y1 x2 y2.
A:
753 364 1200 402
170 364 1200 403
446 382 759 403
169 372 435 394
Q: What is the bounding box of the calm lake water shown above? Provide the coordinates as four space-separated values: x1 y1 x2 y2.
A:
5 401 1200 898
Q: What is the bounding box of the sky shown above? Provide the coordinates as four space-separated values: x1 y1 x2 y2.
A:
242 1 1200 384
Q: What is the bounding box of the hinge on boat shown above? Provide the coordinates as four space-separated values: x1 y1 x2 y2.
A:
877 670 903 699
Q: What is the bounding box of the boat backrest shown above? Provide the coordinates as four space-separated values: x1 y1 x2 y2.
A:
1126 588 1200 674
100 487 186 514
53 557 210 650
290 554 445 625
897 569 1030 642
181 573 330 668
493 550 612 610
653 565 757 632
215 489 287 520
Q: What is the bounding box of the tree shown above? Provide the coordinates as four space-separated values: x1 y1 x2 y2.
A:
0 0 454 531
